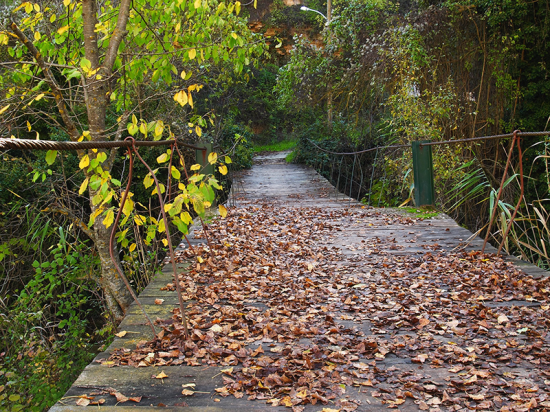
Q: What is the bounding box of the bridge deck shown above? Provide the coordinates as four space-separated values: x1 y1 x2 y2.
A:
51 152 549 411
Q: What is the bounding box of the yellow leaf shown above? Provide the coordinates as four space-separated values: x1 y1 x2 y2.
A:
158 218 165 233
143 173 154 189
161 238 168 246
79 178 89 195
224 155 232 164
24 2 32 13
34 3 40 12
157 153 169 163
129 243 137 252
180 70 186 79
197 256 204 263
57 25 69 35
194 0 201 8
173 90 188 106
103 209 114 228
152 183 165 196
34 31 40 41
134 215 147 226
115 331 127 338
195 126 202 137
181 212 193 225
235 1 241 15
79 154 90 169
154 121 164 137
35 93 44 101
231 32 238 39
219 165 228 175
27 120 31 131
190 164 201 171
208 152 218 164
188 92 193 108
218 204 228 218
188 49 196 60
0 104 10 115
63 0 71 6
122 198 134 216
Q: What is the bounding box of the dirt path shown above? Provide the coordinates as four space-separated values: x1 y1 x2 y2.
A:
51 154 550 411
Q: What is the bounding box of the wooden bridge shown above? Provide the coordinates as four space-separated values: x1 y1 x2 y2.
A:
51 152 549 411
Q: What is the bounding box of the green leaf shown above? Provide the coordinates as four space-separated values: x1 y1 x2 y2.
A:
80 57 91 72
45 150 57 165
171 166 181 180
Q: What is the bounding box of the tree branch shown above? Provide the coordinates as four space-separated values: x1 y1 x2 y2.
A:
42 206 96 242
104 0 132 73
9 22 80 141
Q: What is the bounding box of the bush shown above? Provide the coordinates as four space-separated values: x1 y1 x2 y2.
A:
219 124 254 170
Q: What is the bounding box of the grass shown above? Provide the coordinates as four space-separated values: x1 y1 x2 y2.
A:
253 140 297 153
285 151 297 163
400 206 440 219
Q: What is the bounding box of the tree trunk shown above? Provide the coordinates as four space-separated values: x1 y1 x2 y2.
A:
90 199 133 320
81 0 136 320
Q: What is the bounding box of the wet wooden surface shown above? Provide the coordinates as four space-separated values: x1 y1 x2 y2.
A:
50 152 548 411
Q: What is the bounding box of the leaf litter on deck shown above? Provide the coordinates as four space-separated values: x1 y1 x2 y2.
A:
106 206 550 411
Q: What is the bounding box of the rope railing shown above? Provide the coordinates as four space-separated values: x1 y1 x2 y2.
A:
307 139 409 155
308 131 550 156
0 137 206 151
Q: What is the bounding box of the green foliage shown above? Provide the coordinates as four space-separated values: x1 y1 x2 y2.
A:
219 124 254 169
0 237 100 411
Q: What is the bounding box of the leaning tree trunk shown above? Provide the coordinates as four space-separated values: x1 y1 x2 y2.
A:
90 197 133 320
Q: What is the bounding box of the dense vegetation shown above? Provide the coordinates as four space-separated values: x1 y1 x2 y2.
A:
0 0 548 410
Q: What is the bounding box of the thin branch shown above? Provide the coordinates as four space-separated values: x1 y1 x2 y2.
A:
9 22 80 141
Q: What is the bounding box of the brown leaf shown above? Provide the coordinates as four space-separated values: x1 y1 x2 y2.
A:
417 318 430 328
111 391 129 403
76 398 90 406
155 299 165 305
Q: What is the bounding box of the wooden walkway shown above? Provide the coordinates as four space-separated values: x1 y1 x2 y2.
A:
50 152 549 411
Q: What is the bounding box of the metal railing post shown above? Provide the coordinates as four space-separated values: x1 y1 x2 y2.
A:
412 140 435 207
196 142 214 175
